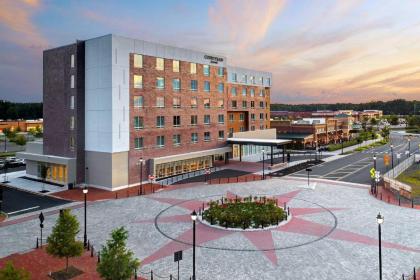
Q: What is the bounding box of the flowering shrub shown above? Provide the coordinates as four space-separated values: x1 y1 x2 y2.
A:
202 196 286 229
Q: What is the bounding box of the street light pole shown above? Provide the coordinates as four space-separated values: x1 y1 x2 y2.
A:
138 158 144 195
190 210 197 280
408 138 411 157
83 186 88 248
390 144 394 169
377 213 384 280
262 149 265 180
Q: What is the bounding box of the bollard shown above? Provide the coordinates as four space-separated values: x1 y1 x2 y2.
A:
412 199 414 208
134 268 137 279
91 246 94 257
151 270 154 280
413 267 416 280
87 240 90 251
97 251 101 263
283 202 286 210
170 274 172 280
36 237 39 249
399 196 401 206
287 207 290 216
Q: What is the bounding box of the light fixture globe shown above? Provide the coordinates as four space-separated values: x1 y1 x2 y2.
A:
376 213 384 224
191 210 197 221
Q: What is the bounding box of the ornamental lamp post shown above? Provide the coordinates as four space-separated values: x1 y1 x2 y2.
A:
408 138 411 156
262 149 265 180
373 154 377 170
138 158 144 195
190 210 197 280
376 213 384 280
83 186 88 248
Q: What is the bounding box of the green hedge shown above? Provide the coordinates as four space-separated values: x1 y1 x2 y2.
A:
202 196 286 229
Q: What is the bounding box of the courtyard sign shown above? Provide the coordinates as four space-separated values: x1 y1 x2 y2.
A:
204 55 224 64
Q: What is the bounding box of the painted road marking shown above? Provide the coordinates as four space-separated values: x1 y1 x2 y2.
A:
7 206 40 215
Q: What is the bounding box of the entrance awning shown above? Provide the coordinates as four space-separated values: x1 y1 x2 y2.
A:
226 138 291 146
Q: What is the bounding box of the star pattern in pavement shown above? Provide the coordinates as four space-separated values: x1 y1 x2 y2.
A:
134 190 419 266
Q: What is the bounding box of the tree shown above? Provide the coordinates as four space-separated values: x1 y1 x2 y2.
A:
0 261 30 280
46 209 84 272
97 227 140 280
14 134 27 146
389 115 399 125
381 126 390 140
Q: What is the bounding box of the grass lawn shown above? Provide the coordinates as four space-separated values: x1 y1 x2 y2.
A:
0 152 16 158
397 169 420 198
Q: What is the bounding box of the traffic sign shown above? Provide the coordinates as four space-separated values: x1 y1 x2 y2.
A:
174 250 183 262
383 154 390 166
370 168 376 179
397 153 401 159
148 175 155 181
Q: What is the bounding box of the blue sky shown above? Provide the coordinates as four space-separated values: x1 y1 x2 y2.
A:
1 0 420 103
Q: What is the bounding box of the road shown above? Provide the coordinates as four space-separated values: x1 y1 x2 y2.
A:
290 132 420 184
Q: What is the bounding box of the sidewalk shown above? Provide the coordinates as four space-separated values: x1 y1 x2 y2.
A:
3 170 65 194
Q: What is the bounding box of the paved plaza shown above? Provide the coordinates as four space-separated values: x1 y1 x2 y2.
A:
1 177 419 279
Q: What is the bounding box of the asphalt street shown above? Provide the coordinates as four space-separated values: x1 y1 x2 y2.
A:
290 132 420 184
0 185 70 217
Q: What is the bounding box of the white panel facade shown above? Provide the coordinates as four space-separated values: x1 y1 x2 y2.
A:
227 66 272 87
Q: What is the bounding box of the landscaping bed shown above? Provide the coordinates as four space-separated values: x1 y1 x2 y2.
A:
202 196 286 229
397 167 420 198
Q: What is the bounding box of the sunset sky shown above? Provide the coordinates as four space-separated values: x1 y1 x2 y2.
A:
1 0 420 103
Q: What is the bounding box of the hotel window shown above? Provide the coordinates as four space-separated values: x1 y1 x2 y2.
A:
229 128 234 137
134 96 144 108
240 113 245 121
204 98 210 109
156 97 165 108
204 81 210 92
156 77 165 89
134 137 144 149
70 116 75 130
251 113 256 121
203 65 210 76
242 88 247 96
260 125 264 130
173 134 181 146
218 130 224 139
218 67 224 77
156 116 165 128
173 60 180 72
172 79 180 91
134 75 143 89
242 101 247 109
204 132 211 142
70 96 75 109
190 63 197 74
229 113 234 122
134 116 144 129
251 125 255 131
173 116 181 127
232 73 237 82
250 88 255 97
191 115 198 126
217 99 224 108
173 97 181 108
218 114 224 124
260 77 263 85
260 113 264 120
267 77 271 86
70 136 75 149
231 100 237 109
250 76 255 84
231 87 237 96
70 75 75 89
259 89 265 97
191 133 198 143
191 97 197 108
242 75 247 83
204 115 211 124
251 101 255 108
218 83 224 93
156 57 164 70
259 101 264 108
70 54 75 68
156 135 165 147
240 126 245 132
134 54 143 68
191 80 198 91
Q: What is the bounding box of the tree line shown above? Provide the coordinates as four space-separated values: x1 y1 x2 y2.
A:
0 100 42 120
270 99 419 115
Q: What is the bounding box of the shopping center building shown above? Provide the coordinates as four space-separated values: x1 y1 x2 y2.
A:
17 34 275 190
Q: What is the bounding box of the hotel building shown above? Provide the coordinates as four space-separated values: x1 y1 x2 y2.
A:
18 34 273 190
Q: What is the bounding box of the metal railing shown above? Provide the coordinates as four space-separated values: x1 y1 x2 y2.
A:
383 154 415 194
400 267 417 280
157 166 218 185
